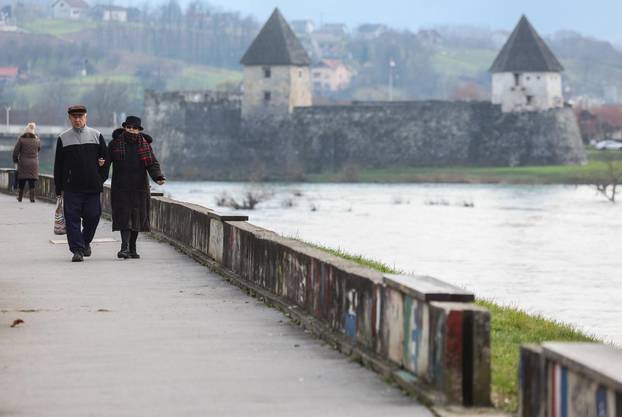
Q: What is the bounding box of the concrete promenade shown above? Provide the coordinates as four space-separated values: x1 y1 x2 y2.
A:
0 193 433 417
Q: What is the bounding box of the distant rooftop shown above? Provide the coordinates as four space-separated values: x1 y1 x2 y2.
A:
313 59 345 69
240 8 310 66
490 15 563 73
51 0 89 9
0 67 18 77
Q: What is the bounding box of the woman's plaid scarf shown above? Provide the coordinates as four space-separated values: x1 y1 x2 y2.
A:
110 131 155 167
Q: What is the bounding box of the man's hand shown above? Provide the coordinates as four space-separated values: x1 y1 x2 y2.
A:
156 179 166 186
98 158 105 167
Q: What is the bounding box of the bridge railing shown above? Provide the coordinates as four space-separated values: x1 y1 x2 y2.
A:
0 125 115 138
0 170 492 406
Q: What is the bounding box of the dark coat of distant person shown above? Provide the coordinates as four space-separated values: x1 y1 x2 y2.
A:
13 127 41 180
108 128 164 232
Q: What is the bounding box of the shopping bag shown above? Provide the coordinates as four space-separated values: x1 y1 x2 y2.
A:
54 197 66 235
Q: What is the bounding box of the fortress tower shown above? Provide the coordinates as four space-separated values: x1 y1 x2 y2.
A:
490 16 564 113
240 8 312 119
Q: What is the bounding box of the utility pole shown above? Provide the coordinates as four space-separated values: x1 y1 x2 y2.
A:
388 58 396 101
4 106 10 128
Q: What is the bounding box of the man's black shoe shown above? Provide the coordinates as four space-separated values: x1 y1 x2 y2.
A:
72 252 84 262
128 251 140 259
117 250 129 259
83 246 92 257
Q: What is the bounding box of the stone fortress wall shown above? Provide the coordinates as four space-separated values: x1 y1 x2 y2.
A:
144 90 586 180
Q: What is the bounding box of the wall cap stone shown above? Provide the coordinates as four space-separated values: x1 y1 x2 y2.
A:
428 301 489 313
384 274 475 302
153 196 248 221
542 342 622 390
225 220 384 283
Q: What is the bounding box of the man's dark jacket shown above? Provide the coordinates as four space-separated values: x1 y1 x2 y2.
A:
53 126 109 196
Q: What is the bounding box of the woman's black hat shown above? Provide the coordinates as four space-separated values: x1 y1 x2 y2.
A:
122 115 143 131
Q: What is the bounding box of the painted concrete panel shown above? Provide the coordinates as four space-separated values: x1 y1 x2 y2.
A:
382 287 404 365
402 297 429 377
208 218 224 264
548 363 621 417
190 211 210 254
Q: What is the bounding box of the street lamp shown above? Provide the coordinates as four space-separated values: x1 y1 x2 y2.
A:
4 106 10 128
388 58 396 102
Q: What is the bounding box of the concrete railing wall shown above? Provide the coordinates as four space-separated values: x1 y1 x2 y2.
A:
0 171 491 406
520 342 622 417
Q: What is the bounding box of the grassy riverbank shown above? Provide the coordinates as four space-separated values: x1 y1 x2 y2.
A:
312 244 598 412
307 149 622 184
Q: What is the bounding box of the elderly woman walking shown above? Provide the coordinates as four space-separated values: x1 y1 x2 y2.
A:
109 116 165 259
13 122 41 203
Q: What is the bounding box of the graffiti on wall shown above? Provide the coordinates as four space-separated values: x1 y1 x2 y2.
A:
549 363 622 417
344 288 358 339
401 297 430 377
382 287 404 365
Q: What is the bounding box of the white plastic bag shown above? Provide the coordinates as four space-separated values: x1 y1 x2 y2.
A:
54 197 66 235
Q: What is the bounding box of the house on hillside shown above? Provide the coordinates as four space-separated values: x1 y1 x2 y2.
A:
311 59 352 93
291 20 314 36
51 0 89 20
356 24 386 40
0 67 18 85
312 25 348 59
92 5 138 22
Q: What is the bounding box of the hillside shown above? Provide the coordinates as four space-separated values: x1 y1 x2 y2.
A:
0 19 243 125
2 15 622 126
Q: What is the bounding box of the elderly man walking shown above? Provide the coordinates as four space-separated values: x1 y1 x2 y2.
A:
53 105 109 262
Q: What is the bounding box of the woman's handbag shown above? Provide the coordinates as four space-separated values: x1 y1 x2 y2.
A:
54 197 66 235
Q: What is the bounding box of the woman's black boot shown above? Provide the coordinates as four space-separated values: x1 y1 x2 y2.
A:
129 231 140 259
17 188 23 202
117 230 130 259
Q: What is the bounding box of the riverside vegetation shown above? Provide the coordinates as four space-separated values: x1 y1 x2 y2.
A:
308 148 622 187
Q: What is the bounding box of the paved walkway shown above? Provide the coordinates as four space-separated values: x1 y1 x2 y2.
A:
0 193 433 417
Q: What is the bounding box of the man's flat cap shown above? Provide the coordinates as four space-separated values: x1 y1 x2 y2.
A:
67 105 87 115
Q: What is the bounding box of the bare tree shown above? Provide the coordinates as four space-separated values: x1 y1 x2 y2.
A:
594 153 622 202
81 80 131 125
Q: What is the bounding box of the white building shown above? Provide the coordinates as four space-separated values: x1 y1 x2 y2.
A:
51 0 89 20
240 8 312 119
100 5 128 22
312 59 352 93
490 16 564 113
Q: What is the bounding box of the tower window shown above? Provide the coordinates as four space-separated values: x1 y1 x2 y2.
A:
264 91 271 102
263 66 271 78
513 73 520 86
526 95 533 105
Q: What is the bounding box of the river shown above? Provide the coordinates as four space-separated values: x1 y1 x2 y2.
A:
161 182 622 346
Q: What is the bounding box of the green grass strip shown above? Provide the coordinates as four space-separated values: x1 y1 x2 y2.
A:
307 149 622 184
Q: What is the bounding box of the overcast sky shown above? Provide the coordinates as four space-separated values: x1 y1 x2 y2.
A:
198 0 622 43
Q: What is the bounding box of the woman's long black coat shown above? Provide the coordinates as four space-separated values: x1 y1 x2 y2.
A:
109 129 164 232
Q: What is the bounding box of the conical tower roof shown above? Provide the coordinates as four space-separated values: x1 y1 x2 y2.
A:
241 8 311 66
490 15 563 73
